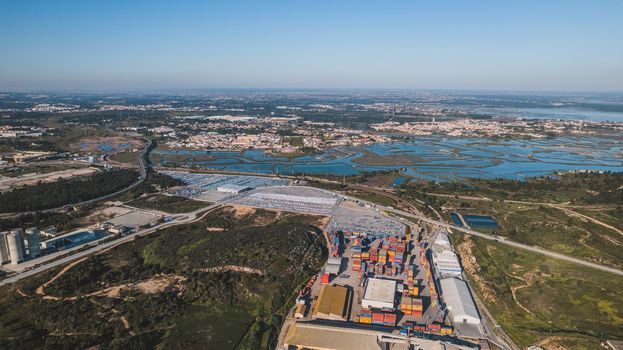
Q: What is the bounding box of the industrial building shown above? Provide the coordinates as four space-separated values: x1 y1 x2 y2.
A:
432 232 452 249
216 184 251 193
432 249 462 277
312 284 351 321
0 227 43 264
283 322 477 350
362 278 397 310
41 230 102 251
439 277 481 325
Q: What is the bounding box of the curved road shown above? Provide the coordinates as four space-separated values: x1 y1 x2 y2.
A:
379 206 623 277
0 203 219 287
3 138 152 218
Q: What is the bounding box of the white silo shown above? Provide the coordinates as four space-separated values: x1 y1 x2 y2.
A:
25 227 41 258
8 229 25 264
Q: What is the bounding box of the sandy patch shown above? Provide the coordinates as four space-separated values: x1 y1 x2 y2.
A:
134 274 187 294
232 205 256 218
0 167 97 192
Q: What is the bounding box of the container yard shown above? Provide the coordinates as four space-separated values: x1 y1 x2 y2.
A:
286 204 488 349
328 206 406 238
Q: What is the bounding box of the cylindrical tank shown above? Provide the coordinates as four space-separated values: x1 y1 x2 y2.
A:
25 227 41 258
8 229 25 264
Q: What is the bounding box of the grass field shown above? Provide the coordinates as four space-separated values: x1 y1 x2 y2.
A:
440 198 623 268
0 206 327 350
452 233 623 349
128 194 209 213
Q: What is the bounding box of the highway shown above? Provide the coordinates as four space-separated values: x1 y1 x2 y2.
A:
3 138 152 218
0 203 219 287
379 206 623 277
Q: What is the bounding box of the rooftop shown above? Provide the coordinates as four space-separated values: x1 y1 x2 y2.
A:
312 284 351 321
363 278 396 304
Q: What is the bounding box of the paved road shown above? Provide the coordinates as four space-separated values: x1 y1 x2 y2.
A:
3 138 152 218
0 203 219 286
380 206 623 277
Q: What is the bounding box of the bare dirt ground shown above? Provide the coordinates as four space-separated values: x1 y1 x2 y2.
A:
231 205 256 218
0 167 97 191
457 237 496 303
199 265 264 275
74 136 143 153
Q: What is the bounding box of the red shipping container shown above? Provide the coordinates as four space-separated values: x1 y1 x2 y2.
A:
427 323 442 332
384 313 396 325
372 313 384 322
321 273 331 284
413 325 426 332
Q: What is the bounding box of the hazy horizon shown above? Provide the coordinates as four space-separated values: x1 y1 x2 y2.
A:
1 0 622 92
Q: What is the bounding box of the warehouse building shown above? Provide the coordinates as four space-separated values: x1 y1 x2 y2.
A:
440 277 481 325
432 232 452 249
216 184 252 194
433 249 462 277
283 322 476 350
312 284 351 321
362 278 397 310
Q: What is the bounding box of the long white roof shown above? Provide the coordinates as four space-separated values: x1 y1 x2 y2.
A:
440 277 480 322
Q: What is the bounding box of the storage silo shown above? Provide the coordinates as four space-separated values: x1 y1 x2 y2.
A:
8 229 25 265
25 227 41 258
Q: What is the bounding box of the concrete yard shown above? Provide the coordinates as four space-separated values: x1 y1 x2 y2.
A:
105 209 163 228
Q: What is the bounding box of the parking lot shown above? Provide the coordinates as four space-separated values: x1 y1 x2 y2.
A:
160 171 288 190
230 186 342 216
329 206 406 238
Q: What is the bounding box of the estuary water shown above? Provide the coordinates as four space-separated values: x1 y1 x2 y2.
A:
152 136 623 181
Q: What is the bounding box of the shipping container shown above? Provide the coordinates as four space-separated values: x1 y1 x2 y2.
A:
383 313 397 326
321 273 331 284
359 316 372 324
440 326 453 335
427 323 442 333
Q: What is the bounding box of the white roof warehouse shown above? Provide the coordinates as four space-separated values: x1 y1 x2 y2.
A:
440 277 481 325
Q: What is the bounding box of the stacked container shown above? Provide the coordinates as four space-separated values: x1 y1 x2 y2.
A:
400 297 423 317
383 312 397 326
440 325 453 335
378 249 387 264
372 312 384 325
331 234 340 257
369 248 378 262
427 323 442 334
352 258 361 271
359 308 372 324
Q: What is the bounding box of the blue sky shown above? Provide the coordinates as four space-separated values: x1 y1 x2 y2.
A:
1 0 622 91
